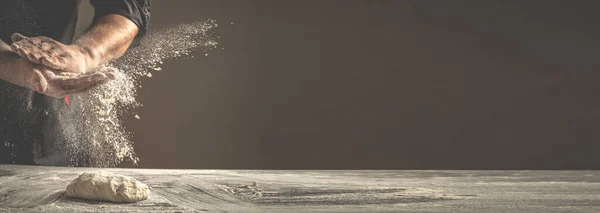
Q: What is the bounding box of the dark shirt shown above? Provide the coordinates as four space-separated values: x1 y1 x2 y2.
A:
0 0 150 165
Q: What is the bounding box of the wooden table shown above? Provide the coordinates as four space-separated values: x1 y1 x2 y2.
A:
1 165 599 212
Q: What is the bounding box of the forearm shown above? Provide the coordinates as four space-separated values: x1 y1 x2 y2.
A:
0 39 47 92
74 14 139 70
0 39 23 84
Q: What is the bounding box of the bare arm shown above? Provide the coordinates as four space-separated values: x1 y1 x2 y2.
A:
0 39 46 92
75 14 139 70
0 38 116 98
10 14 139 74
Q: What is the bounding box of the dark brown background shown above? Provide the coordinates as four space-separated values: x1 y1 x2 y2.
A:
80 1 600 169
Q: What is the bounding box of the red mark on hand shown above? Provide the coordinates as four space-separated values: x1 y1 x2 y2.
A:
64 96 70 107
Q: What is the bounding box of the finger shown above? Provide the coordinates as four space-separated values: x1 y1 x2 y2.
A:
28 37 41 45
10 42 21 52
11 33 27 43
39 43 52 51
41 69 57 79
30 69 48 93
97 67 118 80
36 51 50 61
55 57 68 70
13 39 42 61
42 69 78 80
40 56 64 70
27 52 41 64
27 37 48 52
16 46 30 59
10 40 29 53
55 72 110 92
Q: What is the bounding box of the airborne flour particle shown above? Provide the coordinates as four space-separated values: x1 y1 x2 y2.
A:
56 20 218 167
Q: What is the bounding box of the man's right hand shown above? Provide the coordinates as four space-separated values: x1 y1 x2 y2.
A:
2 57 116 98
11 33 91 74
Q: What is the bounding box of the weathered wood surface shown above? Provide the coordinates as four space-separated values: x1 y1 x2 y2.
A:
1 165 600 212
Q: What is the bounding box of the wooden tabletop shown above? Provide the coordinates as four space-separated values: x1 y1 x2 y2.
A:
1 165 599 212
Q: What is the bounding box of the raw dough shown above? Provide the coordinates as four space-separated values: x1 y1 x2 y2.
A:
65 172 150 203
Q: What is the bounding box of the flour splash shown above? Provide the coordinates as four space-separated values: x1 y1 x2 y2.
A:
57 20 218 167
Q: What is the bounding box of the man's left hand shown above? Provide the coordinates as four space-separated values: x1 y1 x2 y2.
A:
10 33 91 74
40 66 117 98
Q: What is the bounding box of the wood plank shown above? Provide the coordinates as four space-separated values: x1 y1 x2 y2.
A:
1 165 600 212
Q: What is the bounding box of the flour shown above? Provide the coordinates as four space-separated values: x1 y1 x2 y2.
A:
56 20 218 167
65 172 149 203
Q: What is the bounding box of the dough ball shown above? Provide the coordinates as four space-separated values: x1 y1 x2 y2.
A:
65 172 150 203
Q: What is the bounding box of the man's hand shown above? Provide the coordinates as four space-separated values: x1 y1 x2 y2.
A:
10 33 91 74
3 57 116 98
5 13 139 98
11 14 139 76
40 66 117 98
0 57 47 93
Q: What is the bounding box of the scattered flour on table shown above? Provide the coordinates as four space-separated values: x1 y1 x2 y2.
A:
57 20 218 167
66 172 149 203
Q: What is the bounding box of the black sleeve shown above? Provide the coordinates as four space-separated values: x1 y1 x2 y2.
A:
90 0 151 46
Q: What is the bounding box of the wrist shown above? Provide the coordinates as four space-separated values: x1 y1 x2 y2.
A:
1 57 44 92
0 53 21 84
71 44 101 72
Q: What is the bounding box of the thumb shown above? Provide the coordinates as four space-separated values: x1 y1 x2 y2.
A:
11 33 27 43
30 69 48 93
97 66 118 80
